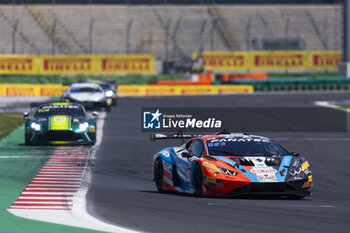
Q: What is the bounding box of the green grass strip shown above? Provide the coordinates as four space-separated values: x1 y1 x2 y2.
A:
0 113 23 142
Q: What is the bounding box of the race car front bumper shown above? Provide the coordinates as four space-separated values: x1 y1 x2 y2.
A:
26 129 96 145
202 176 311 197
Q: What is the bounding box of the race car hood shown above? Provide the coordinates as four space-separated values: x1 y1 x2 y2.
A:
212 155 292 183
36 115 88 131
48 115 72 130
69 92 105 102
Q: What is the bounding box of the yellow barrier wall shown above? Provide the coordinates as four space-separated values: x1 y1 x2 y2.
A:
0 84 65 96
0 54 155 75
193 51 342 71
117 85 253 96
0 84 253 96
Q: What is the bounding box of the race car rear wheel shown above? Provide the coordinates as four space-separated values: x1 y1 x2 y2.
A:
193 164 203 196
154 158 164 193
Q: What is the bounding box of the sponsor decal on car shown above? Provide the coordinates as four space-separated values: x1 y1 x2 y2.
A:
251 167 277 174
257 174 278 182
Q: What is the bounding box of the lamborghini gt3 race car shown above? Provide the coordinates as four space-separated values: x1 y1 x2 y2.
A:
152 132 312 198
24 103 97 145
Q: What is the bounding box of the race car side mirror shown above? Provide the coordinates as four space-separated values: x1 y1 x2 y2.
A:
290 152 300 157
182 151 194 158
23 112 29 119
93 112 99 118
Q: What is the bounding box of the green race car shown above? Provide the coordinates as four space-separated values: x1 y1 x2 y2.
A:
24 103 97 145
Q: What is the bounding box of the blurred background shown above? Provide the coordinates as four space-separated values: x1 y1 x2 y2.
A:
0 1 342 56
0 0 347 92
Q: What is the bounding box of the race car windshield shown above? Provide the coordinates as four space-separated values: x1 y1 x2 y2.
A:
99 83 111 89
70 87 102 93
35 106 86 117
207 139 289 156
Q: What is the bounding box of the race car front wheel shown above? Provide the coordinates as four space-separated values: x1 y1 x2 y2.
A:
193 164 203 196
154 158 164 193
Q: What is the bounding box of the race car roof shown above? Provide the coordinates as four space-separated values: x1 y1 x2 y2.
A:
39 102 83 108
70 82 103 90
200 134 270 142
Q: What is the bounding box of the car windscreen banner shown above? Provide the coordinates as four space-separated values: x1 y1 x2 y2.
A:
142 107 346 132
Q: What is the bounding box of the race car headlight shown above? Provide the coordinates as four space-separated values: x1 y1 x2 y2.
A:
30 122 41 131
218 167 238 176
105 90 113 97
78 122 89 131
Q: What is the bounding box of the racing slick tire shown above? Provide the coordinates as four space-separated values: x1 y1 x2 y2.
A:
193 164 203 196
154 158 164 193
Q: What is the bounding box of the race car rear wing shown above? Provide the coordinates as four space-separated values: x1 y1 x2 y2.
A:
150 129 233 142
150 131 201 142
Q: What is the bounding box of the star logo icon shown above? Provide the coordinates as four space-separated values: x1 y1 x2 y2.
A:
150 109 162 122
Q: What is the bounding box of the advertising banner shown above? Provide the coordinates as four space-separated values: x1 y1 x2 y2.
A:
39 54 155 75
252 51 307 70
309 51 342 69
99 55 155 74
0 54 155 75
0 55 38 74
193 52 249 70
0 84 64 96
194 51 342 71
117 85 253 96
39 55 96 75
0 84 253 97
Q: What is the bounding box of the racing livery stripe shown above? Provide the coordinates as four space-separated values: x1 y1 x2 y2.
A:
213 156 259 182
276 155 292 182
9 146 91 210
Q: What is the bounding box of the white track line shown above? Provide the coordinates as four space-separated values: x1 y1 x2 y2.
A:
315 101 350 113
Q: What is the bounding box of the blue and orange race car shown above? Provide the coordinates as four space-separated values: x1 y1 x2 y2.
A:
151 132 312 198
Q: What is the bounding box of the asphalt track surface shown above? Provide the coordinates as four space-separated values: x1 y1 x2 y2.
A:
87 93 350 233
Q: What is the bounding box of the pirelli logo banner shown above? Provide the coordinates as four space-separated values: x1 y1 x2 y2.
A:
0 54 155 75
202 52 249 70
39 54 155 75
100 55 154 74
40 56 93 74
0 56 37 74
193 51 342 71
0 84 65 96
